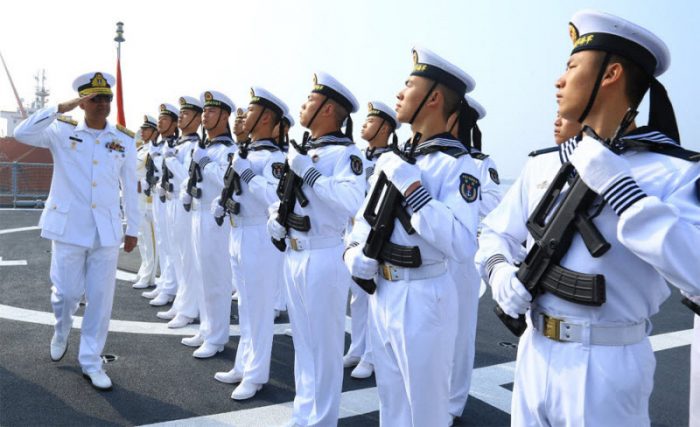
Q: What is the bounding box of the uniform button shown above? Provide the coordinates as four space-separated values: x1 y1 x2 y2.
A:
52 205 57 210
93 160 98 165
95 140 100 145
92 203 96 209
92 181 97 187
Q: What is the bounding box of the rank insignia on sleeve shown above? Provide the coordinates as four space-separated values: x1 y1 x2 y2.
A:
460 173 480 203
488 167 500 185
365 165 375 180
350 155 363 176
271 162 285 179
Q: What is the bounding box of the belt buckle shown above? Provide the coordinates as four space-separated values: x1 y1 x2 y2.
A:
381 265 398 281
542 314 562 341
290 238 300 251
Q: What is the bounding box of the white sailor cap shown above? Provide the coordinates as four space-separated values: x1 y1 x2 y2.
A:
72 71 115 97
159 103 179 119
367 101 400 129
569 9 670 77
465 95 486 120
311 71 359 113
282 110 295 127
200 90 235 113
141 115 158 130
178 96 203 112
249 86 288 118
411 46 475 95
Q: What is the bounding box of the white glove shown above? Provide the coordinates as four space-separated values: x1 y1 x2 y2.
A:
490 263 532 319
267 200 281 218
192 147 207 164
232 156 252 175
157 186 166 198
382 153 421 195
181 191 192 208
267 215 287 240
164 147 176 158
681 289 700 305
140 178 150 191
344 245 378 280
211 197 225 218
288 147 313 177
569 135 632 195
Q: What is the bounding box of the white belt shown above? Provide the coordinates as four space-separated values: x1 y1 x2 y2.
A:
230 215 267 228
378 262 447 282
287 235 342 251
531 310 647 346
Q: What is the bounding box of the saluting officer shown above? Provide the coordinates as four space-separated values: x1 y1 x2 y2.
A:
156 96 204 328
343 100 401 381
344 47 481 426
132 115 159 290
267 72 366 426
476 10 700 425
12 71 139 390
212 87 288 400
180 91 235 358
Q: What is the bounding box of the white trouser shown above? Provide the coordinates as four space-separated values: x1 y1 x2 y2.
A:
153 198 177 293
690 316 700 427
448 260 480 417
192 205 232 346
274 271 287 311
170 203 200 319
370 271 457 427
511 319 655 427
50 236 119 372
286 243 348 426
230 221 281 384
346 281 372 364
136 204 157 285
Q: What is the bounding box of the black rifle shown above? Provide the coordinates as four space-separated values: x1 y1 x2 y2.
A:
682 297 700 316
183 141 206 212
159 148 174 203
271 135 310 252
144 154 157 197
495 111 639 337
352 133 422 294
215 141 249 226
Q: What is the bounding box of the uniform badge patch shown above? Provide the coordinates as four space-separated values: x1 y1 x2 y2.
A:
350 155 363 176
488 167 500 185
271 162 285 179
460 173 480 203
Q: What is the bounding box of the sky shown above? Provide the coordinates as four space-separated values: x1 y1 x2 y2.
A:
1 0 699 179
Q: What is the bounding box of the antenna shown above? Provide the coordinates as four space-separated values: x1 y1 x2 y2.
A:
0 51 27 118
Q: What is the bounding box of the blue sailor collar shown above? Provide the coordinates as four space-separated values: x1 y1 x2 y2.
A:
248 138 280 151
308 131 353 149
558 135 581 164
411 132 469 158
365 145 391 161
178 133 201 145
206 134 234 147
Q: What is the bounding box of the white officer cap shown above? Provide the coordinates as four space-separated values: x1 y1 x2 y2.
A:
249 86 288 118
72 71 115 96
158 103 180 119
569 9 670 77
367 101 400 129
465 95 486 120
411 46 475 95
140 115 158 130
282 110 295 127
178 96 203 112
311 71 359 113
200 90 235 113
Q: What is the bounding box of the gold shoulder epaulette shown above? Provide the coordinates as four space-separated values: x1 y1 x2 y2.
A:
57 115 78 126
116 124 135 138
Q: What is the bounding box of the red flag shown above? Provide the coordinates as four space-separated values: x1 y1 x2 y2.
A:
116 56 126 126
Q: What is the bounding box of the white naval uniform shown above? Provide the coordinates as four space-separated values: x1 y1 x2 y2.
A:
350 135 480 427
225 139 285 385
345 146 391 367
152 137 179 298
280 132 365 426
13 105 139 372
135 142 157 286
190 135 234 347
165 134 201 319
690 310 700 427
449 149 502 418
476 130 700 427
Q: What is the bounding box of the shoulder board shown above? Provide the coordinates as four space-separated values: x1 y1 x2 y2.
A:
528 146 559 157
420 145 468 159
470 152 489 160
116 124 135 138
57 115 78 126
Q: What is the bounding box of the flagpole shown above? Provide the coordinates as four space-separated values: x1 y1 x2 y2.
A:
114 22 126 127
